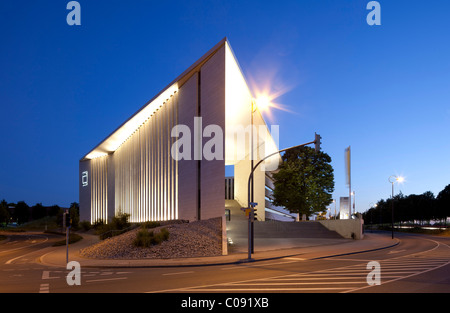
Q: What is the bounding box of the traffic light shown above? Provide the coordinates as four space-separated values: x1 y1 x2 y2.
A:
249 202 258 222
64 211 71 228
315 132 321 153
253 208 258 221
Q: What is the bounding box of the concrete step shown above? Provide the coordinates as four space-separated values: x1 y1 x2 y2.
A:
225 200 343 239
227 220 343 239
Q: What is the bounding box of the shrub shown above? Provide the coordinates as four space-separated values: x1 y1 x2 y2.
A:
134 227 169 248
111 212 130 230
155 227 170 243
94 212 131 239
79 220 91 231
134 229 152 248
141 221 160 229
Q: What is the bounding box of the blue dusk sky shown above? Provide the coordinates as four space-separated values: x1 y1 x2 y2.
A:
1 0 449 214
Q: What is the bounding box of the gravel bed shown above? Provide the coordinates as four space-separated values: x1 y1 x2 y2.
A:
79 217 222 259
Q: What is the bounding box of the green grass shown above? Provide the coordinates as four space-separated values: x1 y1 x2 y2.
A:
2 216 59 232
51 233 83 246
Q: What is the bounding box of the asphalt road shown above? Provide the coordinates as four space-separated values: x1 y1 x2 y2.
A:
1 231 449 295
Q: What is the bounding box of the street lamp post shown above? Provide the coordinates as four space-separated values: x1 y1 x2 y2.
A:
249 96 272 254
333 199 336 220
250 99 256 254
353 191 356 215
246 136 321 260
388 175 404 239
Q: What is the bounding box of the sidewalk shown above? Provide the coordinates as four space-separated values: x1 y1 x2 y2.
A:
39 231 399 268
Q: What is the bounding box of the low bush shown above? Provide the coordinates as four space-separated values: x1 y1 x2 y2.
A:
140 221 160 229
94 212 131 239
79 220 92 231
134 227 169 248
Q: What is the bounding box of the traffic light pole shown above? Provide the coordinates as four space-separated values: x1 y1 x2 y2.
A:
246 134 321 261
64 210 71 264
66 223 69 264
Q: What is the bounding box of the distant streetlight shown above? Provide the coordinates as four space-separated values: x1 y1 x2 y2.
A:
249 96 273 254
351 191 356 216
332 199 336 220
388 175 404 239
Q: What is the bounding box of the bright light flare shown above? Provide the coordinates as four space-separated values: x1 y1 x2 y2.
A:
246 67 297 123
254 95 272 111
389 174 406 184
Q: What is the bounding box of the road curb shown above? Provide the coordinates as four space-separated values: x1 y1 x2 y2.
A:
35 231 402 269
39 238 401 269
309 238 400 260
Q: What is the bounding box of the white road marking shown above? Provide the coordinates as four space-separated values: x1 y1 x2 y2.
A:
221 260 299 270
42 271 59 280
0 235 48 255
86 277 128 283
162 271 195 276
39 283 50 293
284 257 306 261
152 248 450 293
388 249 406 254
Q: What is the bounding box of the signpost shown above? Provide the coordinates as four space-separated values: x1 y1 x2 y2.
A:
63 210 71 264
345 146 352 217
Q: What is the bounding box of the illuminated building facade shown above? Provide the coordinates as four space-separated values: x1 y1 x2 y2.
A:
79 38 284 224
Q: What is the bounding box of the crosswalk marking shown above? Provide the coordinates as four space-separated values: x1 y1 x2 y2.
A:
38 269 131 292
168 253 449 293
39 283 49 293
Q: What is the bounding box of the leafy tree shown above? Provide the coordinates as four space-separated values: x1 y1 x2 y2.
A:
363 187 450 226
436 184 450 224
272 146 334 218
14 201 30 224
418 191 435 222
48 205 60 216
0 200 10 226
69 202 80 228
31 203 47 220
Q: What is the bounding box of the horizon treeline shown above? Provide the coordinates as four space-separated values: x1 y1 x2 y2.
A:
0 199 78 225
362 184 450 226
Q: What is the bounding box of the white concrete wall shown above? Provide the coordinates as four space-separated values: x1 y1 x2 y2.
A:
224 42 280 221
107 153 115 222
200 43 226 220
319 219 365 239
177 72 199 221
90 155 109 223
113 92 178 223
79 159 91 223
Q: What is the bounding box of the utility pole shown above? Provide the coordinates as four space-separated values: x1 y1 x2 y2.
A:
63 210 71 264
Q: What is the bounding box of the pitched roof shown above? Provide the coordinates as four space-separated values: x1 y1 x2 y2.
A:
81 37 229 161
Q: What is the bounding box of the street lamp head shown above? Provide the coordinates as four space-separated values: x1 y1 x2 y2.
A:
389 175 404 184
253 95 271 112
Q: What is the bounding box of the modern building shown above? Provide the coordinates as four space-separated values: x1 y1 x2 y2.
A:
79 38 293 224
